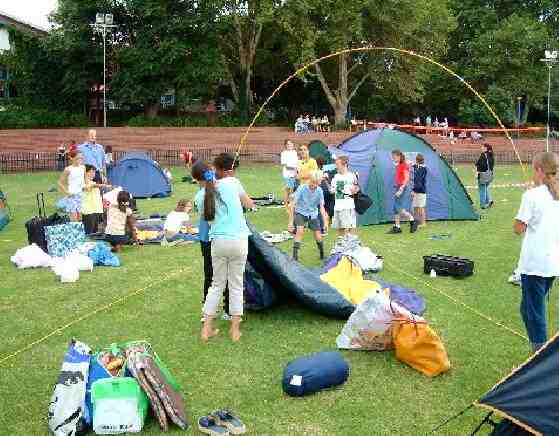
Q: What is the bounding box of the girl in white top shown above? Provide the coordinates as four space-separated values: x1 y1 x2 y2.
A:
514 152 559 351
280 140 299 205
57 151 86 221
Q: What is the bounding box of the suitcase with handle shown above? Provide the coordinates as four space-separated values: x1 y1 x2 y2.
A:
24 193 68 253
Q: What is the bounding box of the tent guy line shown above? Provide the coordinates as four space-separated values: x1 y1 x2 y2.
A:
381 247 528 341
0 267 186 366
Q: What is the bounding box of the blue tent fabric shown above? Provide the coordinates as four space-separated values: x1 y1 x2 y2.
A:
108 152 171 198
247 223 355 318
477 334 559 435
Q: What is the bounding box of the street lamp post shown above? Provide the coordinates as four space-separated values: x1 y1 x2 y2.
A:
90 13 117 128
541 50 558 152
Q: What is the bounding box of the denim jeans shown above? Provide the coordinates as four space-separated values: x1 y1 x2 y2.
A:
478 183 491 208
520 274 555 349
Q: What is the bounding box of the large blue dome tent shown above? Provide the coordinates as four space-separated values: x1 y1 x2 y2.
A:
319 128 479 225
108 152 171 199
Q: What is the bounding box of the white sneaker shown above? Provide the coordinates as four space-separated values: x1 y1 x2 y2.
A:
222 313 232 321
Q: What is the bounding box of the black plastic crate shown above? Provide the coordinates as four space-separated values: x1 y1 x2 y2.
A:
423 254 474 277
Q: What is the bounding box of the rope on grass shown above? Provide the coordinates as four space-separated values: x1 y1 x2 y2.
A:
0 268 185 366
385 258 527 341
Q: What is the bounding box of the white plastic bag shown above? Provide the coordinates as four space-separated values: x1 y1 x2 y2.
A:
10 244 52 269
347 247 383 272
53 259 80 283
337 291 415 351
67 252 94 272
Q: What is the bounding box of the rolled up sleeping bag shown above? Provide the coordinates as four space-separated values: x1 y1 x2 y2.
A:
282 351 349 397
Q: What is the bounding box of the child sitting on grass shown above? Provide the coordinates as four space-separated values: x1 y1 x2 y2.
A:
105 190 137 253
163 199 193 244
514 152 559 352
288 170 329 261
389 149 418 234
82 164 112 234
411 154 428 227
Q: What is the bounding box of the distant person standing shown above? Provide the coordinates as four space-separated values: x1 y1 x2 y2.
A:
78 129 106 183
389 150 418 234
476 144 495 209
425 115 432 134
412 154 428 227
296 144 318 186
56 143 67 171
280 140 299 206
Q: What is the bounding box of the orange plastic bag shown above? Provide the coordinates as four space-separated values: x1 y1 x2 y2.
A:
392 319 450 377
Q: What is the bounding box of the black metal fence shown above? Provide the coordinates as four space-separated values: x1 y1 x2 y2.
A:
1 145 557 173
0 146 281 173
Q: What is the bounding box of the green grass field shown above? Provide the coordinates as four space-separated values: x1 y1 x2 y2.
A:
1 164 555 435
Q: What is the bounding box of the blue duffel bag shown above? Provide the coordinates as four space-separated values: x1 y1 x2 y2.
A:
282 351 349 397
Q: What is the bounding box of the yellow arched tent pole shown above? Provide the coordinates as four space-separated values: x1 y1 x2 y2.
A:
234 46 527 178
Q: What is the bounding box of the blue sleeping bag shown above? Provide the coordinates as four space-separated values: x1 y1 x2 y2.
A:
282 352 349 397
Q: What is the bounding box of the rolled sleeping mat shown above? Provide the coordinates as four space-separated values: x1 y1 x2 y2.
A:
282 351 349 397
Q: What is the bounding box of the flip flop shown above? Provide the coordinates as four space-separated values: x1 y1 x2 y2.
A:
212 410 246 435
198 416 229 435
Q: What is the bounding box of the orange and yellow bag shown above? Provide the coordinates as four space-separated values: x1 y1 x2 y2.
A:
392 319 450 377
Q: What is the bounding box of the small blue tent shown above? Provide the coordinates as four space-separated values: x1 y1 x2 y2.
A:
326 128 478 224
108 152 171 198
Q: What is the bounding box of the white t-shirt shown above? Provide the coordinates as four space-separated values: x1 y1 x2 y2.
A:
516 185 559 277
280 150 299 178
331 172 357 211
106 206 133 236
66 165 85 195
164 211 190 233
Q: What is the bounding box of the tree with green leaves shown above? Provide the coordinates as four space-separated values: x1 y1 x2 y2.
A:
215 0 282 124
444 1 556 126
51 0 222 118
281 0 455 127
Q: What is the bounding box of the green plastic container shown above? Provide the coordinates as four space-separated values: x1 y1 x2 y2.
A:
91 377 149 434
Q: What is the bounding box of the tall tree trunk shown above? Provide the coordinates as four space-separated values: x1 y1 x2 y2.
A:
334 102 348 127
314 54 370 129
238 68 249 125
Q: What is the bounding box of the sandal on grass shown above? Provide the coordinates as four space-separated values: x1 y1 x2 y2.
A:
198 416 230 435
213 410 246 435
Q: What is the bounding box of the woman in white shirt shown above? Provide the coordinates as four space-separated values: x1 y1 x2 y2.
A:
164 199 193 242
514 152 559 351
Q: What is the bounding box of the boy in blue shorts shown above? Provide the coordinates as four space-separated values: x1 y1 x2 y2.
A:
288 170 329 261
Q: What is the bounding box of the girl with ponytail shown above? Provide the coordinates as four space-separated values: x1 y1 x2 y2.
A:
514 152 559 352
193 157 253 342
105 190 136 252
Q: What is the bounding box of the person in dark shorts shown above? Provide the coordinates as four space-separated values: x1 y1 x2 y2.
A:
288 170 329 261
